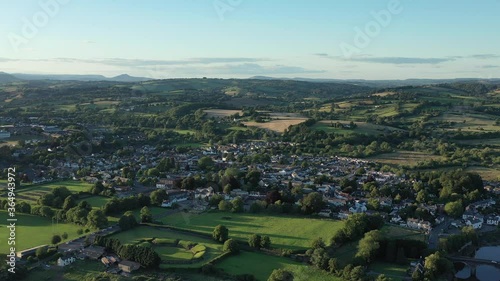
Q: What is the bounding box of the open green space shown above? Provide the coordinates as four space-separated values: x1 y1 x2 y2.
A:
0 211 86 255
77 196 111 209
15 180 93 204
283 264 342 281
160 212 344 250
381 225 426 242
216 251 303 281
109 226 223 267
369 262 408 281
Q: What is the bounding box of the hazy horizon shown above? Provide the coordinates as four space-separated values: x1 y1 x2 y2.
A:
1 0 499 80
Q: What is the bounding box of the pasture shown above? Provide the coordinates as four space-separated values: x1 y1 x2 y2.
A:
0 211 84 255
369 151 445 166
77 196 110 209
313 120 404 135
160 212 344 250
381 225 426 242
433 112 498 132
243 112 308 133
204 109 243 118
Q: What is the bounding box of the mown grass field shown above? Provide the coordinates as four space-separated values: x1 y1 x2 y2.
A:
0 211 85 255
109 226 223 267
160 212 344 250
216 251 303 281
369 262 408 281
77 196 111 209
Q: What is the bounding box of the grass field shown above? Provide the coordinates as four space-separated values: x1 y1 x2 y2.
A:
0 211 85 255
284 264 342 281
313 120 404 135
369 151 444 166
160 212 344 250
110 226 223 267
216 251 303 281
331 225 425 267
15 180 92 203
369 262 408 281
434 112 498 132
381 225 426 242
77 196 111 209
107 206 167 223
465 166 500 181
204 109 243 118
243 119 307 133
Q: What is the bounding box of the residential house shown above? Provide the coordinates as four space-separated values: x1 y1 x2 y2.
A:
406 218 432 231
57 256 76 267
466 218 483 229
485 215 500 226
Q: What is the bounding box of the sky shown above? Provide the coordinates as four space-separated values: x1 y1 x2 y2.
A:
0 0 499 79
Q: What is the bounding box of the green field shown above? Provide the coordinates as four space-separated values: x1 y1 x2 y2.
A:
381 225 426 241
313 120 404 136
283 264 342 281
369 150 445 166
216 251 303 281
16 180 93 203
0 211 85 255
369 262 408 281
77 196 110 209
109 226 223 267
160 212 344 250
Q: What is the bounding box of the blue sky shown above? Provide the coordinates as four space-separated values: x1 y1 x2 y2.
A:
1 0 499 79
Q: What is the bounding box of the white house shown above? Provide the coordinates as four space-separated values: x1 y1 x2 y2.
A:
466 218 483 229
57 256 76 267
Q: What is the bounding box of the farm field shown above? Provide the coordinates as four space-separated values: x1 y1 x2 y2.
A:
0 211 85 255
313 120 404 135
160 212 344 250
243 119 307 133
204 109 243 118
369 151 445 166
433 112 498 132
110 226 223 267
464 166 500 181
216 251 303 281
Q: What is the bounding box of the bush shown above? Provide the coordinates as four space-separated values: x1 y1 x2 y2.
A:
223 239 240 254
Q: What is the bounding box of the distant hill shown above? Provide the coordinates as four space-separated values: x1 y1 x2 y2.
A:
250 76 500 88
11 73 151 82
0 72 20 83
